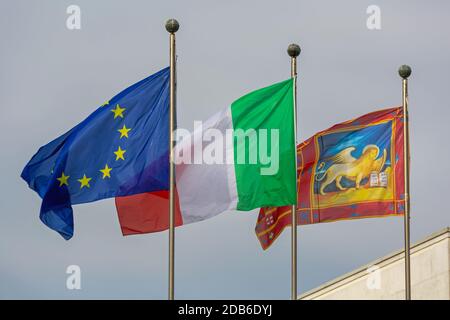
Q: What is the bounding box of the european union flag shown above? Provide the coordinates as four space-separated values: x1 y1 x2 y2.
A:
21 67 170 240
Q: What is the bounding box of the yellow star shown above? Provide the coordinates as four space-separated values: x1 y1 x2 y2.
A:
57 172 70 187
99 164 112 179
111 104 125 119
101 100 109 107
118 124 131 139
114 146 126 161
77 174 92 189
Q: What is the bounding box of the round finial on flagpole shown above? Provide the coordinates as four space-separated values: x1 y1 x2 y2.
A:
398 65 412 79
165 19 179 33
287 44 301 57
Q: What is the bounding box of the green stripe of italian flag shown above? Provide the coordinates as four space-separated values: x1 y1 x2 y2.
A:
175 78 297 224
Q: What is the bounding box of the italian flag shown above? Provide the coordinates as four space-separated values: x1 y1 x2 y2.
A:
116 78 297 234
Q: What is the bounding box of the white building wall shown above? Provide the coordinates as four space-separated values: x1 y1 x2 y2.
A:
299 227 450 300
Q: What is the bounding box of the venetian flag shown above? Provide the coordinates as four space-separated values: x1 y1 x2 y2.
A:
255 107 406 249
116 78 297 234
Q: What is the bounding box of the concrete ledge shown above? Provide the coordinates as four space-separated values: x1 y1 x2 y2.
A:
299 227 450 300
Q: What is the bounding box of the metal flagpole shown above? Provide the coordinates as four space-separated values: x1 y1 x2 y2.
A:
166 18 179 301
287 43 301 300
398 64 412 300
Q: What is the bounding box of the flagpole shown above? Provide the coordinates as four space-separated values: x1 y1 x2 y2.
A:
287 43 301 300
399 64 412 300
166 18 179 301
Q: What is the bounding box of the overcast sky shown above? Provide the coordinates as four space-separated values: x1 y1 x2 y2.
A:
1 0 449 299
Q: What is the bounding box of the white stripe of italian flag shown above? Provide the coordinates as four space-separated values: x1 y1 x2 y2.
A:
116 78 297 234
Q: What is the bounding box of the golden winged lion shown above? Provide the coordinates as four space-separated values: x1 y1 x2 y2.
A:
315 144 387 195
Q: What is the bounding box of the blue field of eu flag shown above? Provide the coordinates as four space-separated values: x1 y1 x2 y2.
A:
21 67 170 240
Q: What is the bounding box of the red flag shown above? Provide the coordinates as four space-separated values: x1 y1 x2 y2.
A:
115 189 183 235
256 107 406 250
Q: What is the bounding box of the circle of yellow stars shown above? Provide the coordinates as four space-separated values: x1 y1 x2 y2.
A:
55 100 132 190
